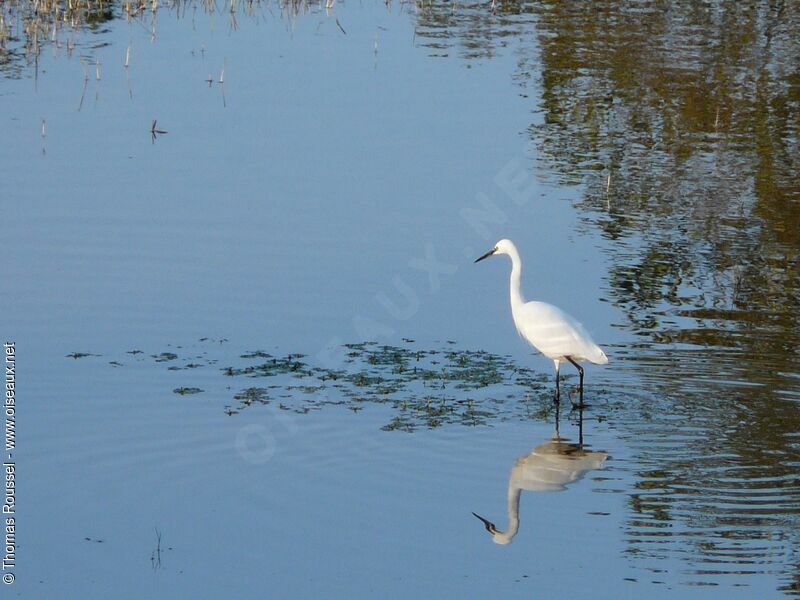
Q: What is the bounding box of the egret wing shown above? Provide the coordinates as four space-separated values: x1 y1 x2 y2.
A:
513 301 606 362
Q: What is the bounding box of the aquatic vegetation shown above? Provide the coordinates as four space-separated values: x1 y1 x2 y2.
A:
225 387 271 415
224 354 314 378
0 0 348 78
80 338 587 431
173 387 203 395
233 387 269 404
66 352 100 359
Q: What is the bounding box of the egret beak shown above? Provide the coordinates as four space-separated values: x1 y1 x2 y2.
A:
472 512 496 533
474 248 496 263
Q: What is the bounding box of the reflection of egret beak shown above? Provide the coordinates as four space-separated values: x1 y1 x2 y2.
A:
472 512 496 533
474 248 496 263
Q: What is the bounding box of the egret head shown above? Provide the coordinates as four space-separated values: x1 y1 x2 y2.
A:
472 512 513 545
474 239 516 263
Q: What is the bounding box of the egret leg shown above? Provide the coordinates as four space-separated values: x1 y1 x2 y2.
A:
553 361 561 404
554 400 561 437
566 356 584 407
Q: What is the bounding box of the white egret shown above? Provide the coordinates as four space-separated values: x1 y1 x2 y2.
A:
475 238 608 405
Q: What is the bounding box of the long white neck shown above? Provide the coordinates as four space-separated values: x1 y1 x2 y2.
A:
507 245 525 315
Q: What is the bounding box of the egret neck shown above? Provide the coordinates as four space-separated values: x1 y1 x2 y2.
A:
506 242 525 322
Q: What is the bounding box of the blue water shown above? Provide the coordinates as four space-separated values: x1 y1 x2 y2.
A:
2 1 798 598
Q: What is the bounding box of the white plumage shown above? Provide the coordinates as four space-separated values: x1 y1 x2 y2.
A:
511 301 607 365
475 238 608 404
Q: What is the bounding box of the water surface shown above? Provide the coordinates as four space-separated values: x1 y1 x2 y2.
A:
2 0 799 597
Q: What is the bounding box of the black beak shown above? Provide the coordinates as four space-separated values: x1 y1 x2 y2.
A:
474 248 495 263
472 512 496 532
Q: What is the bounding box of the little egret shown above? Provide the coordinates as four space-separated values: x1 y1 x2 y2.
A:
475 239 608 404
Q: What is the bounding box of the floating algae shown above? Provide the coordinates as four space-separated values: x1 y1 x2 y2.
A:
79 338 599 431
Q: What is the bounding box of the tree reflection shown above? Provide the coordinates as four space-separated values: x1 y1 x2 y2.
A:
417 0 800 591
414 0 798 346
529 1 799 332
526 1 800 591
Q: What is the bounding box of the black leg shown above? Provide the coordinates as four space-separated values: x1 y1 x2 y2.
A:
566 356 584 407
554 361 561 404
554 400 561 437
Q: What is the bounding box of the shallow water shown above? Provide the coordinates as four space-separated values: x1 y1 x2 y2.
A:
2 1 799 598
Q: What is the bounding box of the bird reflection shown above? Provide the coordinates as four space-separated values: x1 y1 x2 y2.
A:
473 406 608 544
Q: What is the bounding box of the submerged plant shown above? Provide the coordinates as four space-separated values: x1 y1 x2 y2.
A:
81 337 583 430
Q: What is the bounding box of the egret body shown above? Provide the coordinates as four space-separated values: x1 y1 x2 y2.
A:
475 239 608 404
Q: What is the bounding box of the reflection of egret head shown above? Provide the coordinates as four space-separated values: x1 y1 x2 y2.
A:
472 512 514 545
